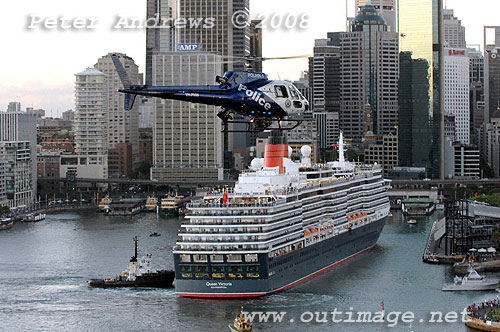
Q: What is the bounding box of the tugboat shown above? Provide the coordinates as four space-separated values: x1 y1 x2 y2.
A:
229 307 253 332
88 236 174 288
442 266 500 291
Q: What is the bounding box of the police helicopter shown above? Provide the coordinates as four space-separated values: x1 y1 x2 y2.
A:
113 53 310 131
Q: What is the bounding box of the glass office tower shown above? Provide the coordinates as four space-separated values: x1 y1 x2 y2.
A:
399 0 444 178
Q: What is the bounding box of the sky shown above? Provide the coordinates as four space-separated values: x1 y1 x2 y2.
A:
0 0 498 117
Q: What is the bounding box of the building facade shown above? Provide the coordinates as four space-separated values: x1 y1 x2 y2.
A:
364 132 398 176
151 52 224 181
398 0 444 178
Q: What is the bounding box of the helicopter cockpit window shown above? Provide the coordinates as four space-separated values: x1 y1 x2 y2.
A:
288 85 300 100
274 85 289 98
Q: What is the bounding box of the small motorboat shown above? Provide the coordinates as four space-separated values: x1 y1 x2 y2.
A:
149 232 161 237
442 266 500 291
407 219 417 225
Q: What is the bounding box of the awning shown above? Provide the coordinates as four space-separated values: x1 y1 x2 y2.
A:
488 247 497 253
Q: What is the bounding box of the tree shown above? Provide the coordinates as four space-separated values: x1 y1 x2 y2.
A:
0 206 11 215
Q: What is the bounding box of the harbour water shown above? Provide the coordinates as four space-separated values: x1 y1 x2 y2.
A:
0 210 495 331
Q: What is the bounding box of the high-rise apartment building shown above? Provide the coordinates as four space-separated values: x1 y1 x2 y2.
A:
146 0 175 86
399 0 444 179
443 9 466 48
340 3 399 144
94 53 140 158
69 68 108 179
0 112 37 208
151 52 224 181
355 0 397 32
444 47 470 144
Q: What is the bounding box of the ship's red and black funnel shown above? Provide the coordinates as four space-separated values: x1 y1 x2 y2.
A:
264 131 288 174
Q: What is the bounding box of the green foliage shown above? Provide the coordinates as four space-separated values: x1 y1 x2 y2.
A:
471 193 500 208
0 205 11 215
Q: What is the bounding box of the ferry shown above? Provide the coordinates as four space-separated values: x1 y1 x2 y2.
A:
98 196 112 211
160 195 184 216
145 196 158 212
173 133 390 298
24 213 46 222
401 198 435 216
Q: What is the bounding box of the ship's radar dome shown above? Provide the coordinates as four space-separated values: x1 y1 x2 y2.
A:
301 145 312 157
250 158 264 170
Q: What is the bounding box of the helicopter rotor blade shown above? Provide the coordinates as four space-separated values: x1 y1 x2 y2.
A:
110 53 133 89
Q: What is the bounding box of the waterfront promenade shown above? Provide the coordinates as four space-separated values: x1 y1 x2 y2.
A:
466 299 500 331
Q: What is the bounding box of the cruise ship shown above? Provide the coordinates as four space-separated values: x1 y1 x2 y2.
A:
173 133 390 298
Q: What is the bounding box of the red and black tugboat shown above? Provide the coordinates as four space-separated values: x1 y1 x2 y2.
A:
88 236 174 288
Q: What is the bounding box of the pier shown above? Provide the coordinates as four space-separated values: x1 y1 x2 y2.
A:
423 200 500 265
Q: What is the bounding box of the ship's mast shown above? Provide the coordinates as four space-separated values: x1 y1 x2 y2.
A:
338 131 345 164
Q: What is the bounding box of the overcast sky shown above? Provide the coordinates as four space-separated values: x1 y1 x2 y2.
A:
0 0 498 116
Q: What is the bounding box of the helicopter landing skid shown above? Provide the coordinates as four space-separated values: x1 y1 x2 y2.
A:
221 118 303 133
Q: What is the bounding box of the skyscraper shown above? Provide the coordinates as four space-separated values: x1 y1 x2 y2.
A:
94 53 140 159
398 53 430 169
444 47 470 144
146 0 175 86
250 20 263 72
355 0 397 32
177 0 250 71
309 36 340 114
151 52 224 181
399 0 444 179
443 9 466 48
340 3 399 144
